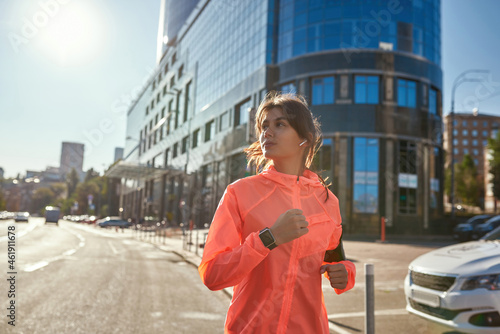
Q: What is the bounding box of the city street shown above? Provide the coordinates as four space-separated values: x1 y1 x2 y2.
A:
0 218 229 334
0 218 463 334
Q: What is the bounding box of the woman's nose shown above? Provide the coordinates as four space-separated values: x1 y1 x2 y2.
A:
263 127 273 137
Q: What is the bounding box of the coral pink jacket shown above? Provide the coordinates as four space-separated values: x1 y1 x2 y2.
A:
199 166 356 333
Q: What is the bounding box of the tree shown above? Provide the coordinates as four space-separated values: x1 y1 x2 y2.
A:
31 188 56 214
455 154 479 206
66 168 80 199
488 132 500 202
0 191 6 211
84 168 99 183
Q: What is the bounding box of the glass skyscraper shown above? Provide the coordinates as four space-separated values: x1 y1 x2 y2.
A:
115 0 443 236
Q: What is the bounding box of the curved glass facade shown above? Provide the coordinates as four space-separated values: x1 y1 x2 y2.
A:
278 0 441 65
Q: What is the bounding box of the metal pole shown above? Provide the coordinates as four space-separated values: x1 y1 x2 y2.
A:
365 263 375 334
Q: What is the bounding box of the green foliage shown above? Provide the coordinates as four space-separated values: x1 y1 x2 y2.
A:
0 191 6 210
488 132 500 200
66 168 80 199
31 187 56 214
455 154 479 206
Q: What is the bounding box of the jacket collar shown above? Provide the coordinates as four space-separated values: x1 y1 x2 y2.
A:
260 165 324 189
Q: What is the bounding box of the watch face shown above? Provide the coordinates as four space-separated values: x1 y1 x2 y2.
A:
261 230 274 245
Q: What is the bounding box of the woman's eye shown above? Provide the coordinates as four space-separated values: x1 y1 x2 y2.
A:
277 122 284 127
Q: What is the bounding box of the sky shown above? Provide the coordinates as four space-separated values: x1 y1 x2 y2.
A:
1 0 500 179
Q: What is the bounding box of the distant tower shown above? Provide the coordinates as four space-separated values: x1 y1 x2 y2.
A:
60 142 84 177
114 147 124 162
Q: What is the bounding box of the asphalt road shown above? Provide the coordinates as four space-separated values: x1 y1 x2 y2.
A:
0 218 469 334
0 218 229 334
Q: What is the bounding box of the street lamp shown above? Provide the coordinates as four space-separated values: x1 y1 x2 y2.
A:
450 69 490 219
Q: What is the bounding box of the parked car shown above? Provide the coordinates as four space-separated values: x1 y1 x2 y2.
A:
14 212 30 222
404 226 500 333
471 216 500 240
97 216 131 228
453 215 492 241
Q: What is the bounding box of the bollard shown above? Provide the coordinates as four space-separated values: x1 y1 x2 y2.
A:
365 263 375 334
195 230 199 256
381 217 386 242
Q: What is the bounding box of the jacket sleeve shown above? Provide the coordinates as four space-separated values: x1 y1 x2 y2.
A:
322 192 356 295
198 185 270 291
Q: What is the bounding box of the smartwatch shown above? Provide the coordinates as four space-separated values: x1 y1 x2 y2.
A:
259 227 277 250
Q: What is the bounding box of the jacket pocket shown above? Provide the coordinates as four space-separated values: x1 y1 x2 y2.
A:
298 214 332 258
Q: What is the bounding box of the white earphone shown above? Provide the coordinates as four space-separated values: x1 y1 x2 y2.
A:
299 140 307 147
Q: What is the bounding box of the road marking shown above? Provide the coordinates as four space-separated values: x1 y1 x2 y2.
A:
328 308 407 319
24 261 49 272
329 321 352 334
178 312 224 321
0 219 43 243
22 225 86 272
108 240 119 254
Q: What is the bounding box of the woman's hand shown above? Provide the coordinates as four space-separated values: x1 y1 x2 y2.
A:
270 209 308 245
320 263 348 290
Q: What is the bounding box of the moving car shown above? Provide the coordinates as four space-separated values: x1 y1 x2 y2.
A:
14 212 30 222
45 206 60 224
471 216 500 240
97 216 131 228
404 226 500 333
453 215 492 241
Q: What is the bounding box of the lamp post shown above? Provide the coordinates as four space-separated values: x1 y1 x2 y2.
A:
450 69 490 219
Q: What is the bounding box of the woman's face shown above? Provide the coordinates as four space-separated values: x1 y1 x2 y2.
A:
259 107 306 164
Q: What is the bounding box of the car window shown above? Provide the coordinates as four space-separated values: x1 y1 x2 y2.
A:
484 227 500 240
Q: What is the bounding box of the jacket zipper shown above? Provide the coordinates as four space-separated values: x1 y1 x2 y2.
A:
277 176 301 334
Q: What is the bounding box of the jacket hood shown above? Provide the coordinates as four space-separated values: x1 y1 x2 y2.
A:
260 165 324 189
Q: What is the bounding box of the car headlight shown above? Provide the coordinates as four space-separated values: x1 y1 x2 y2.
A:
461 274 500 291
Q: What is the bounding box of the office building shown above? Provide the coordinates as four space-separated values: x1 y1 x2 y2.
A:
60 142 84 178
110 0 444 235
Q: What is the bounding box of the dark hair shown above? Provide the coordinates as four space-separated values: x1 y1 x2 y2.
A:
244 92 331 200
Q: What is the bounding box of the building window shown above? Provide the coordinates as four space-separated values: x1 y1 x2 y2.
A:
463 120 467 126
164 148 169 167
181 136 188 154
355 76 379 104
146 106 149 116
429 88 437 114
234 99 252 126
173 142 178 158
463 148 469 155
453 139 458 146
157 92 160 103
164 63 169 75
453 129 458 136
474 159 479 165
205 120 215 142
192 128 200 148
399 140 417 214
178 64 184 79
473 121 477 127
397 79 417 108
463 139 468 146
312 77 334 105
462 130 468 136
184 81 192 123
472 139 478 146
163 85 167 96
353 138 379 214
219 111 229 131
172 52 177 64
472 130 478 137
483 130 488 137
170 76 175 88
473 149 479 156
281 82 296 94
454 148 459 155
483 121 488 127
483 140 488 146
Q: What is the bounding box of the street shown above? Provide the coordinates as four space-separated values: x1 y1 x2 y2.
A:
0 218 229 334
0 218 463 334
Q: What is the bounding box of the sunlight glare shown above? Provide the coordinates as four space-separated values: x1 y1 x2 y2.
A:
37 2 106 66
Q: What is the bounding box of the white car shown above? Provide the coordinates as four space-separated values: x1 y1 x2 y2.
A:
404 227 500 333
